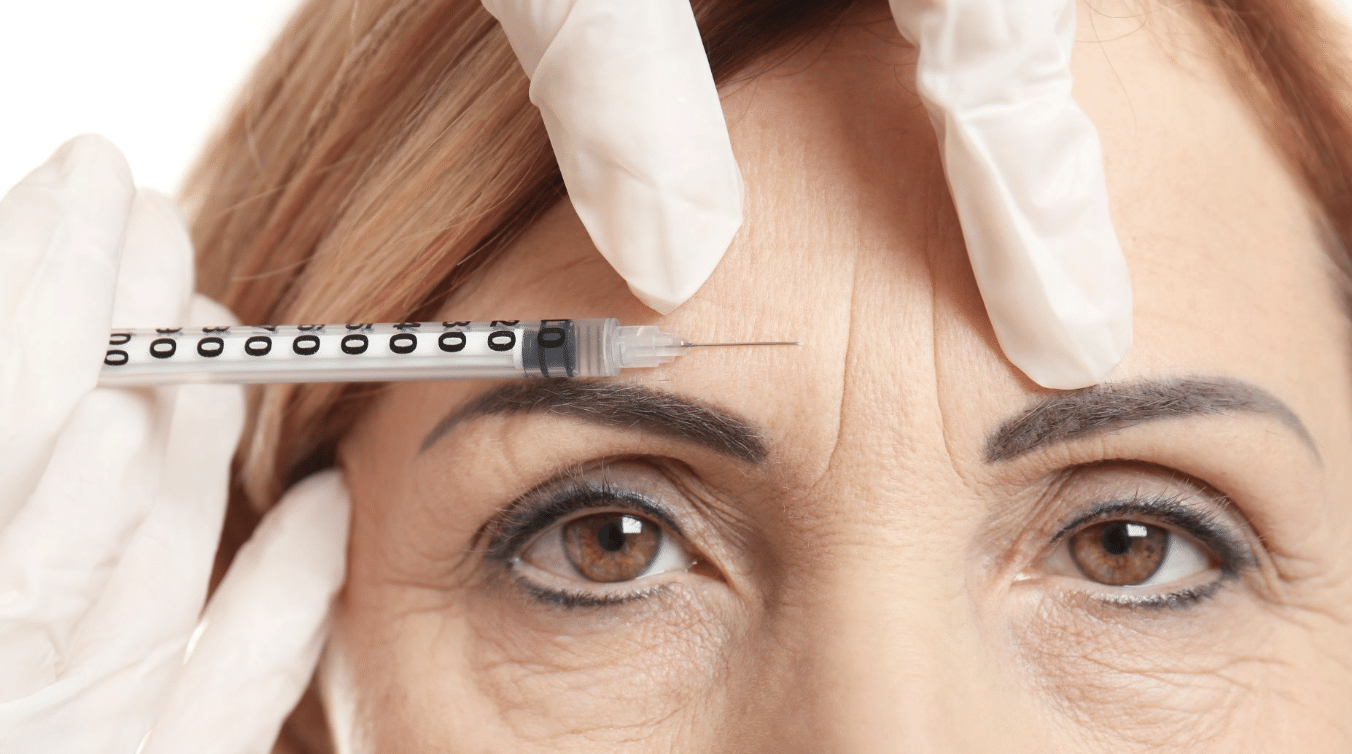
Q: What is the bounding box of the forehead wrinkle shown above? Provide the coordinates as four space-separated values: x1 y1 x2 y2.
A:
792 249 866 499
985 377 1318 464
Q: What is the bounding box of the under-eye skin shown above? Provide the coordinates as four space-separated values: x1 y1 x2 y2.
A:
1042 493 1257 610
483 476 699 608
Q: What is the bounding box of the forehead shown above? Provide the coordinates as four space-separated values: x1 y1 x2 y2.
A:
389 1 1350 486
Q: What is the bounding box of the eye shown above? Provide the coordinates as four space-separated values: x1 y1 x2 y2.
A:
517 510 695 585
1035 493 1255 607
1067 520 1212 587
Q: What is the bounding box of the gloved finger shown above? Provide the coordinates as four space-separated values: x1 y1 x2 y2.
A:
483 0 743 314
110 189 195 329
0 293 244 749
0 381 242 749
0 135 135 523
0 387 157 702
0 183 201 701
59 296 245 742
889 0 1132 389
142 470 350 754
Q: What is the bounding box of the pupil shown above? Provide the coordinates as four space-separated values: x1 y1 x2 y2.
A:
1101 524 1133 556
598 521 627 552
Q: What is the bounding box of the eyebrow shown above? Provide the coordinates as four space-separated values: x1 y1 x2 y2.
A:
985 377 1318 463
418 381 767 462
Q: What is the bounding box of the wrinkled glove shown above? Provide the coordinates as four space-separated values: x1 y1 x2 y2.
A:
889 0 1133 389
0 135 349 754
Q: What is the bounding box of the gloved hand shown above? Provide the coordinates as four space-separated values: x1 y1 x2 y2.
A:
889 0 1132 389
0 135 349 754
480 0 743 316
483 0 1133 390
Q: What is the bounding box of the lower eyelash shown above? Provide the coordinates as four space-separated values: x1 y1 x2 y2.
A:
511 573 671 610
1089 576 1228 611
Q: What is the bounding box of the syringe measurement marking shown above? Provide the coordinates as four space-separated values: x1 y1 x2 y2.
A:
103 322 526 366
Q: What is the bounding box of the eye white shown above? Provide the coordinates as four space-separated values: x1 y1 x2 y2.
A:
1130 530 1211 588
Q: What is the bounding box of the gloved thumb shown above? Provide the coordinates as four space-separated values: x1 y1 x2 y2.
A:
141 470 350 754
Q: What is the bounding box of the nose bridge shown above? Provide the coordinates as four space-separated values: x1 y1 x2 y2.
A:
740 433 1036 753
743 548 1035 754
797 552 980 751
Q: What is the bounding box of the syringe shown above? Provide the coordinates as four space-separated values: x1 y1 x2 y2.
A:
97 318 797 386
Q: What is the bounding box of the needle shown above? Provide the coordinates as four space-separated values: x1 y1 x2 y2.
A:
681 341 801 347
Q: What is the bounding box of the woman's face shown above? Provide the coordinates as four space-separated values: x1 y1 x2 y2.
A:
333 1 1352 750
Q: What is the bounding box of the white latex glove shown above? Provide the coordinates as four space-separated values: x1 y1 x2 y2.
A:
0 135 349 754
889 0 1133 389
481 0 743 315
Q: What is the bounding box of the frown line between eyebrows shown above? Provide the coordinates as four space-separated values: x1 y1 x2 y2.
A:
418 381 768 463
984 377 1319 464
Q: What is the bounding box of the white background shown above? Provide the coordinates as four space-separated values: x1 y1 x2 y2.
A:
0 0 299 196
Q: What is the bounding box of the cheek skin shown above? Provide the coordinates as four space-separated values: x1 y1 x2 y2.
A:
1011 585 1280 751
353 583 738 752
465 588 735 743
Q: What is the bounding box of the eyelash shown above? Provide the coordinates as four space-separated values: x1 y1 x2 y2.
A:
484 479 687 608
1048 492 1255 610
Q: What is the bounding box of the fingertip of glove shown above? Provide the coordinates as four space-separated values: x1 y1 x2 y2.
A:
629 282 683 315
11 135 136 274
1012 320 1133 390
38 136 136 218
50 134 133 185
285 469 352 512
4 134 136 242
264 470 352 578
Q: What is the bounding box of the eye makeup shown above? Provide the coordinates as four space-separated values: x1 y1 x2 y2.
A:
480 472 695 608
1044 491 1258 610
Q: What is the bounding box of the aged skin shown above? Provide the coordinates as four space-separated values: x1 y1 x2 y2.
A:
331 1 1352 751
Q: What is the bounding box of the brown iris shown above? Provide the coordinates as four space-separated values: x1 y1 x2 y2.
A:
1069 520 1168 586
562 512 662 582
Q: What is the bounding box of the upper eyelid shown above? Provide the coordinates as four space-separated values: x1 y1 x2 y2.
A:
1050 494 1225 544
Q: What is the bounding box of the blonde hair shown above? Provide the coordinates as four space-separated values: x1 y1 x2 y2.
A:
183 2 1352 747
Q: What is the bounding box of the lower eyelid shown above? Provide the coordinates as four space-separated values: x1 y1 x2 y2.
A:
509 564 687 610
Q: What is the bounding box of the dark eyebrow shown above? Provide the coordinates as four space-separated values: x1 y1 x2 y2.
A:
985 377 1318 464
419 381 767 462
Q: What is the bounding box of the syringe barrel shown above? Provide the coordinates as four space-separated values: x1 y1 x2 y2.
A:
97 319 624 386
